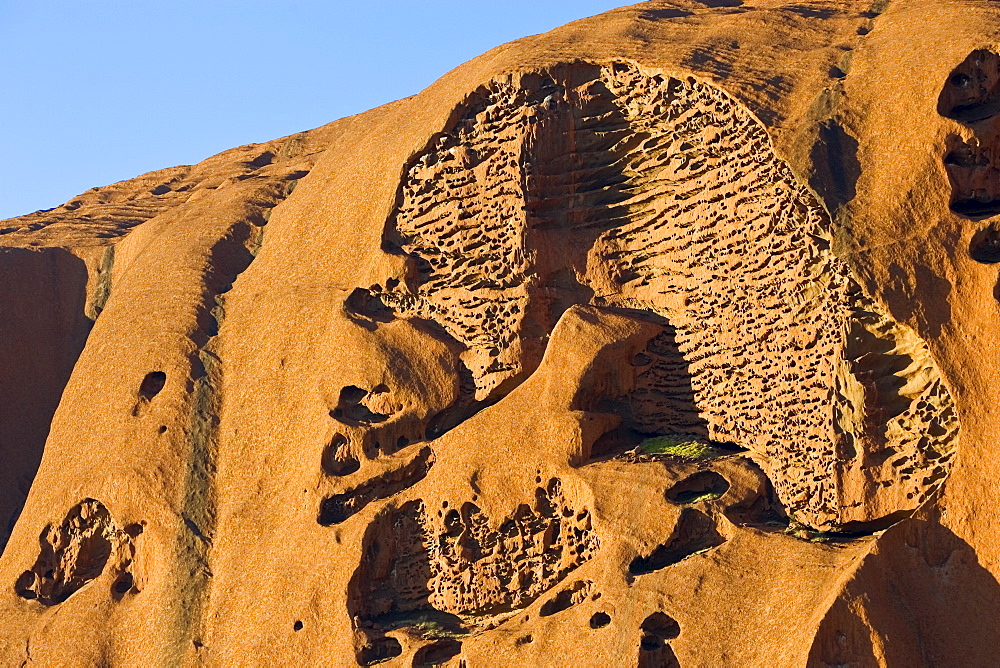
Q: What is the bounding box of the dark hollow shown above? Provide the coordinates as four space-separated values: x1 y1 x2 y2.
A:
138 371 166 401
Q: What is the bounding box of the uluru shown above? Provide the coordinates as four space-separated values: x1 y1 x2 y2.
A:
2 0 1000 665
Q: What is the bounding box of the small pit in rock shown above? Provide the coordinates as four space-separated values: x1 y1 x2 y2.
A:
638 612 681 668
970 224 1000 263
590 611 612 629
138 371 166 401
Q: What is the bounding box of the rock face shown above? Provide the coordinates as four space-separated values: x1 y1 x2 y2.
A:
2 1 1000 665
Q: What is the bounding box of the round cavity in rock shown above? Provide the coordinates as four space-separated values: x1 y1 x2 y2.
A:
321 434 360 477
356 636 402 665
112 572 134 595
970 225 1000 263
138 371 166 400
14 571 36 599
293 620 303 631
590 611 612 629
641 611 681 640
631 352 653 366
951 73 972 88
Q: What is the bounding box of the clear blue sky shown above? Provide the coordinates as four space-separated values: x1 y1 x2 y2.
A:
0 1 632 220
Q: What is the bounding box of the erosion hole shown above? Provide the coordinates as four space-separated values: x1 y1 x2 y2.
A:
111 572 133 597
665 471 731 504
138 371 166 401
355 636 402 666
333 385 391 425
938 49 1000 124
16 499 129 606
322 434 361 477
641 611 680 640
384 60 960 530
629 508 725 575
590 611 612 629
413 639 462 666
539 580 591 616
318 447 434 525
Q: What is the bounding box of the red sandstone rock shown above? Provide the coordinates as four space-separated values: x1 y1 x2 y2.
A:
2 1 1000 665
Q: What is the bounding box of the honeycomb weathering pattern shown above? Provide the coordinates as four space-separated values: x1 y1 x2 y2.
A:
373 61 960 529
349 479 598 630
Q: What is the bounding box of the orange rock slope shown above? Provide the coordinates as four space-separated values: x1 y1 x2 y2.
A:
2 1 1000 665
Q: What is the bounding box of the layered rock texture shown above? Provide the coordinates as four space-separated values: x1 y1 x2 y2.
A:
2 1 1000 665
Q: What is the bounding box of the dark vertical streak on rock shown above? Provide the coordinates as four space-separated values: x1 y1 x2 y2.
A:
172 177 298 659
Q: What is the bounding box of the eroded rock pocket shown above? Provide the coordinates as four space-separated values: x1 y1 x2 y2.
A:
318 446 435 525
629 508 724 575
939 49 1000 124
332 385 394 425
347 478 599 652
639 611 681 668
940 51 1000 220
665 471 730 504
970 223 1000 263
355 636 402 666
15 499 137 605
539 580 592 617
321 434 361 477
590 611 612 629
133 370 167 416
374 60 960 530
413 639 463 666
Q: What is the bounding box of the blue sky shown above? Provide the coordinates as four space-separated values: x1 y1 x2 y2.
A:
0 1 632 220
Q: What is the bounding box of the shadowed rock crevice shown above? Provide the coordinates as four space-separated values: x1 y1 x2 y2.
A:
318 446 435 525
332 385 393 426
413 639 463 666
355 636 402 666
666 471 730 504
938 49 1000 123
173 176 300 652
539 580 592 617
809 119 861 215
321 434 362 477
587 324 712 462
969 223 1000 263
629 508 725 575
809 520 1000 666
943 133 1000 219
